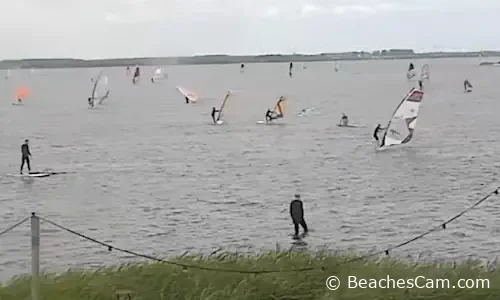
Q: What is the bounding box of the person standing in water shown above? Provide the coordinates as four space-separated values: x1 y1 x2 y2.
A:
290 194 308 237
288 62 293 78
211 107 220 123
20 139 32 174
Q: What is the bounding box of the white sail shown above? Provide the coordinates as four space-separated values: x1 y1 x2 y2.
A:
176 86 198 103
380 88 424 148
420 64 430 81
151 67 166 82
91 72 110 105
407 63 416 79
216 91 232 122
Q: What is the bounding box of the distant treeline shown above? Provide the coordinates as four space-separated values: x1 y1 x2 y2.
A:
1 49 499 69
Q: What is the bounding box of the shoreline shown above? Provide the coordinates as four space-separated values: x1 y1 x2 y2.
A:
1 50 500 69
0 251 496 299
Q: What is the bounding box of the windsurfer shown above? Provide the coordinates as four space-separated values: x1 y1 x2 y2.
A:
185 96 190 104
340 113 348 126
418 80 423 90
133 67 140 84
464 79 472 91
265 109 273 122
20 139 31 174
211 107 220 123
88 97 94 108
290 194 308 237
289 62 293 77
373 124 385 144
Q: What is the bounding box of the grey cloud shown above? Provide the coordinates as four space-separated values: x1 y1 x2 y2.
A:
0 0 499 58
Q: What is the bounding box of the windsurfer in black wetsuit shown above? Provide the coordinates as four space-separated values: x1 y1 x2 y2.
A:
418 80 423 90
133 67 140 84
185 96 190 104
211 107 220 123
87 97 94 108
20 139 31 174
373 124 385 145
340 113 348 126
290 194 308 237
464 79 472 91
265 109 273 122
289 62 293 78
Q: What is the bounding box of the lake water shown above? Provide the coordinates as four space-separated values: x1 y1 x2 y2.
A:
1 57 500 282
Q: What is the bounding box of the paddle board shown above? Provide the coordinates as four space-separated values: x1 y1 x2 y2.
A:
337 124 366 128
256 121 285 126
6 171 74 178
8 172 50 178
11 103 23 106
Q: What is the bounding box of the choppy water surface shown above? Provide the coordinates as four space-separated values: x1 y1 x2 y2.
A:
1 58 500 281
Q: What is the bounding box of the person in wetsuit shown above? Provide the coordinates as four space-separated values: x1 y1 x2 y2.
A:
87 97 94 108
185 96 190 104
211 107 220 123
340 113 348 126
418 80 423 90
290 194 308 237
373 124 385 144
289 62 293 78
464 79 472 91
133 67 140 84
265 109 273 122
20 139 31 174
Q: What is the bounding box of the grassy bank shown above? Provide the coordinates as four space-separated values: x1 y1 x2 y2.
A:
0 252 497 300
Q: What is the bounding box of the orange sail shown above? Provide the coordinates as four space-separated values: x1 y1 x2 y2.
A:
16 87 30 101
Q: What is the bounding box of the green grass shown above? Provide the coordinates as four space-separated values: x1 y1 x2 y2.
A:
0 251 497 300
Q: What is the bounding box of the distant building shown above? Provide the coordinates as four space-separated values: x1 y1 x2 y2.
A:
372 49 415 57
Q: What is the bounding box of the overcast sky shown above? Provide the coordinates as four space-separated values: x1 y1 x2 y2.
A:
1 0 499 59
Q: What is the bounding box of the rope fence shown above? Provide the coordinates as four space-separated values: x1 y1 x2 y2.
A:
0 186 498 300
